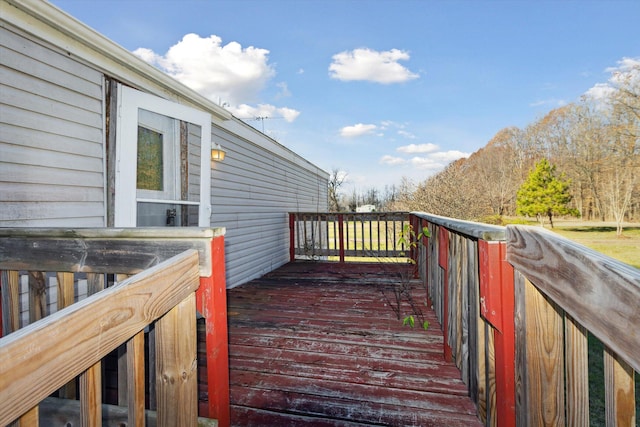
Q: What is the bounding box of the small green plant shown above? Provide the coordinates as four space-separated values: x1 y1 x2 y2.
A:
403 314 430 330
380 223 431 331
397 224 430 259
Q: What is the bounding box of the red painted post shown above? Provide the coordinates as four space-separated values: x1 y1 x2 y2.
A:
478 240 516 427
338 214 345 263
289 213 296 262
422 219 432 308
409 214 419 265
437 227 453 362
195 235 230 426
0 272 3 337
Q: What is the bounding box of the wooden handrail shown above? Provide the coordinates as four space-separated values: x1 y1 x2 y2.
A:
0 227 230 426
0 249 200 425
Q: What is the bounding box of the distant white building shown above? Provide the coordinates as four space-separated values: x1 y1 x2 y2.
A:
356 205 376 213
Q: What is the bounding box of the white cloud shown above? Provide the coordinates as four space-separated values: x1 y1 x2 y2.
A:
275 82 291 98
584 83 615 100
381 148 469 171
397 130 416 139
605 57 640 76
380 155 406 165
340 123 378 138
409 157 444 170
229 103 300 123
397 143 439 154
585 57 640 100
329 48 419 84
529 98 567 108
430 150 470 162
133 33 275 105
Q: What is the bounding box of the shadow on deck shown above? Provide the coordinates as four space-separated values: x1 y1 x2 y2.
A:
226 262 482 426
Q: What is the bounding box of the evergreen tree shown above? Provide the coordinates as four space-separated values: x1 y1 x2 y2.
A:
516 159 579 227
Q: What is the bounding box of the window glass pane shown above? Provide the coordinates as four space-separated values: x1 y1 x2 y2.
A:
137 126 163 191
136 202 199 226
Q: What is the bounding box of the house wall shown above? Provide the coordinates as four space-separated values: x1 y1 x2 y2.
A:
211 122 328 286
0 1 328 288
0 24 106 226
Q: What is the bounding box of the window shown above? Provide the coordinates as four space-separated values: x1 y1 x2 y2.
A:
114 85 212 227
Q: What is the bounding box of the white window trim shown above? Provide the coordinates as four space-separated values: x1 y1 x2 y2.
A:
114 85 212 227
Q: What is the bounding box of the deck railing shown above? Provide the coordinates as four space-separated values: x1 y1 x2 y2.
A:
413 212 639 427
290 211 639 426
289 212 410 262
0 228 230 426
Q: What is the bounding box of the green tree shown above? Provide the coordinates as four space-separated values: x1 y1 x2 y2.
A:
516 159 579 228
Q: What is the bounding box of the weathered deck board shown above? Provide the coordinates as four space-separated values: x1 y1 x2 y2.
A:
225 262 482 426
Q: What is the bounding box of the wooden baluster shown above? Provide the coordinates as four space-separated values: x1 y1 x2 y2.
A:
1 270 20 336
80 364 102 426
28 271 46 324
522 277 565 426
604 347 636 427
115 274 131 409
18 272 48 425
80 273 105 426
564 314 589 426
57 272 77 399
156 293 198 427
128 331 146 426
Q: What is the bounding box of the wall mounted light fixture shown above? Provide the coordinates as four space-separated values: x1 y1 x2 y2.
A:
211 143 226 161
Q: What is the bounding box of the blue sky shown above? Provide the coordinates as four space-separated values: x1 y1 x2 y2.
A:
51 0 640 193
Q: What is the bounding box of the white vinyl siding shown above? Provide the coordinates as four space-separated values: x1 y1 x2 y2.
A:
210 124 328 287
0 25 105 226
1 5 328 289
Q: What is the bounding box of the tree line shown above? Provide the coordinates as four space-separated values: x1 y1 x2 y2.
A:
333 61 639 234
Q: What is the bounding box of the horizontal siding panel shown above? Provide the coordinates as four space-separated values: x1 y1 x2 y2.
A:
0 64 102 115
0 122 102 158
213 169 325 197
0 162 104 188
213 169 324 198
0 216 105 227
0 141 102 171
0 182 103 202
0 201 104 221
1 79 102 129
0 27 105 228
219 152 322 186
211 213 286 228
213 126 325 179
1 105 102 143
1 27 103 97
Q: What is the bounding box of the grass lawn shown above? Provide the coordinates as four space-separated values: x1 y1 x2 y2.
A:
552 224 640 269
502 218 640 269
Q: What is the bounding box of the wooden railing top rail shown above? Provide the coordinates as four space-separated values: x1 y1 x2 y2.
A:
506 225 640 373
0 249 201 425
0 227 225 276
412 212 506 241
292 211 409 219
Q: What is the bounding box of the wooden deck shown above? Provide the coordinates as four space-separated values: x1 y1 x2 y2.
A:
226 262 482 426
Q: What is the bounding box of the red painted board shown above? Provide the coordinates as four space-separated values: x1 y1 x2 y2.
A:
478 240 503 331
438 227 448 269
195 235 230 427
